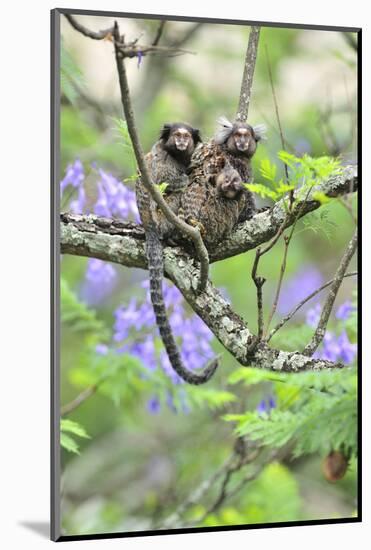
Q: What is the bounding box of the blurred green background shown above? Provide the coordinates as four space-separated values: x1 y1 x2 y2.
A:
59 14 358 536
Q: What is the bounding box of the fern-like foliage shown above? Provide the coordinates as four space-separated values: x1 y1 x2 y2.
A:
245 152 341 206
61 419 91 455
225 366 357 459
61 277 108 338
61 41 86 105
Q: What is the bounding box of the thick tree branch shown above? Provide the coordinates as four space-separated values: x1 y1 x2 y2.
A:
60 211 349 372
60 164 356 268
236 26 260 122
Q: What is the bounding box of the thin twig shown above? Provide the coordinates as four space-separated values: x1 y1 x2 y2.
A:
61 382 100 416
158 454 235 529
304 229 358 356
251 249 266 339
267 271 357 342
152 20 166 46
236 26 261 122
114 41 194 58
65 13 113 40
265 45 290 191
264 187 312 337
264 234 290 337
65 14 193 60
112 21 209 292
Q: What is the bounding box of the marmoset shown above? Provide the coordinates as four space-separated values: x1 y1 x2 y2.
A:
136 123 218 385
179 116 266 247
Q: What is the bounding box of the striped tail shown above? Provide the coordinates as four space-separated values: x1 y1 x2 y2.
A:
146 228 218 385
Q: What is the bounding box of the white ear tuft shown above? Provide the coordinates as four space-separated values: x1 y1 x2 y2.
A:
217 116 233 129
215 116 234 144
253 124 267 141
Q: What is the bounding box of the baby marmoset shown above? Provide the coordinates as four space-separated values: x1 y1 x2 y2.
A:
180 116 266 247
136 123 218 385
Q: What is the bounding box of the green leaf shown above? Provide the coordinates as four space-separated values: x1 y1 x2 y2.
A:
260 158 277 182
157 182 169 195
61 432 80 454
312 191 332 205
187 388 236 410
244 183 278 200
61 419 91 439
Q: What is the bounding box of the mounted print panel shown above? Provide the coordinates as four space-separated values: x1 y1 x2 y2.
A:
51 8 360 542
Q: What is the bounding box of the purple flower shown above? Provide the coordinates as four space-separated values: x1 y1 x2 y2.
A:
80 258 117 306
109 279 216 411
147 396 161 414
69 184 86 214
257 395 276 416
317 330 356 364
96 343 109 355
295 138 312 156
306 304 322 328
336 300 355 321
278 266 323 316
137 50 143 69
94 181 111 217
94 167 140 222
60 159 84 194
337 331 357 364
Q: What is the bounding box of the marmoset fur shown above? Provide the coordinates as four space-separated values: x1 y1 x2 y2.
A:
136 123 218 385
179 116 266 246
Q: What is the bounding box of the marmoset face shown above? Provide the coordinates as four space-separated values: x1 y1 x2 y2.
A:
172 127 193 151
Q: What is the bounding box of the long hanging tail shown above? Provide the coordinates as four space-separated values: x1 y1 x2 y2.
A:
146 227 218 385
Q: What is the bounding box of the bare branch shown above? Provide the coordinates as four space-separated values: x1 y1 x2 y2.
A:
251 249 266 340
152 20 166 46
264 187 312 337
267 271 357 342
65 13 113 40
304 229 358 356
61 383 100 416
236 26 261 122
158 454 234 529
112 21 209 292
65 14 194 60
265 45 290 188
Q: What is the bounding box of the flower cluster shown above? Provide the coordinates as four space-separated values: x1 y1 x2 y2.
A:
94 168 139 222
306 301 357 364
60 159 86 214
113 281 214 385
60 159 139 222
80 258 118 306
61 160 140 304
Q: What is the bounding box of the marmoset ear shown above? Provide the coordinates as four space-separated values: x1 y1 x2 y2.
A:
253 124 267 142
159 123 172 141
214 116 234 144
192 127 202 145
